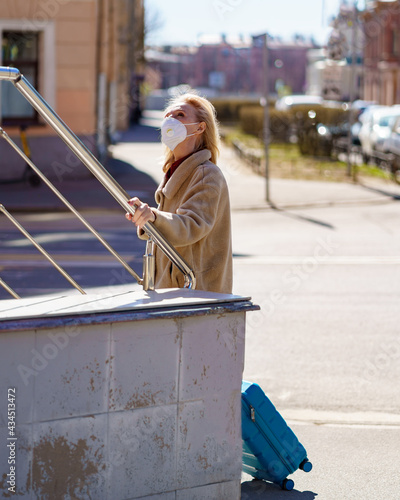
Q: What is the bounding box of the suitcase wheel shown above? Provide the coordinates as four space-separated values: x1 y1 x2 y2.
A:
299 459 313 473
281 478 295 491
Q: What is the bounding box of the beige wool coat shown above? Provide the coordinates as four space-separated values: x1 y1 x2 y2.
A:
139 149 232 293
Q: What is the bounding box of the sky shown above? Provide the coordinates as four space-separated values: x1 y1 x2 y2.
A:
145 0 367 47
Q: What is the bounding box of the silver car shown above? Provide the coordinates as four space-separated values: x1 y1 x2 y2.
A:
358 105 400 163
382 115 400 184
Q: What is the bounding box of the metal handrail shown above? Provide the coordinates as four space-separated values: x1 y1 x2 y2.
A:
0 127 142 285
0 204 86 295
0 276 20 300
0 66 196 297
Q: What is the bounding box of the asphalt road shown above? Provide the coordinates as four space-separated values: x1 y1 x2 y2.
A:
1 201 399 420
234 202 400 416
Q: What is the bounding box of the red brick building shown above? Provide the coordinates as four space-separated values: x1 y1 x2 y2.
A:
363 0 400 104
146 34 317 96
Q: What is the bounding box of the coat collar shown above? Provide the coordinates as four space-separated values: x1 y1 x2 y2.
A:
156 149 212 202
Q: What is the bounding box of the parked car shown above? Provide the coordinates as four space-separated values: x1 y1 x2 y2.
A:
358 105 400 162
350 100 376 146
382 115 400 184
275 95 323 110
351 99 376 115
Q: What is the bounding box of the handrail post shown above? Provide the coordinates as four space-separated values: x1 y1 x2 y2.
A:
142 239 155 291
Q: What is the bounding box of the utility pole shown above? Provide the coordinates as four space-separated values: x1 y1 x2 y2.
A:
328 2 360 180
347 2 358 179
262 33 271 204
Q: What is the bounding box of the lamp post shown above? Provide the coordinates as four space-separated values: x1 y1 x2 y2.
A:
345 2 359 180
262 33 271 204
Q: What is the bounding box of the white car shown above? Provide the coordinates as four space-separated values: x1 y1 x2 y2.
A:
358 105 400 162
382 115 400 183
275 95 323 110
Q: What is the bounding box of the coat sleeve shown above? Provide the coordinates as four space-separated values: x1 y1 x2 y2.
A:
150 166 226 248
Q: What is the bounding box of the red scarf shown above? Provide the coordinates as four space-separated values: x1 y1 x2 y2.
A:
166 153 193 180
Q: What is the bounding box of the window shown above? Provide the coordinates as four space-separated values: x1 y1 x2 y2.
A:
391 27 400 58
1 31 39 125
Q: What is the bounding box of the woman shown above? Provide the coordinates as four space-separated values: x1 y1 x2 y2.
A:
126 92 232 294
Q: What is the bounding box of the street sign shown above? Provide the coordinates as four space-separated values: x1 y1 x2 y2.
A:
322 63 343 101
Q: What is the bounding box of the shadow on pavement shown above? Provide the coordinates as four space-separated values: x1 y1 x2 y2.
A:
358 181 400 201
117 122 161 144
104 156 158 207
105 156 157 187
270 205 336 230
241 479 318 499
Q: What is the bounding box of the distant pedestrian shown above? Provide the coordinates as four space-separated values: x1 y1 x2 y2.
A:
126 91 232 293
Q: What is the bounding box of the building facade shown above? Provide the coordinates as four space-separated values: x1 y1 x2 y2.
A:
363 0 400 104
146 35 318 97
0 0 144 181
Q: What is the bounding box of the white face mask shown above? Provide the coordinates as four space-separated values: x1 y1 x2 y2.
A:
161 116 199 151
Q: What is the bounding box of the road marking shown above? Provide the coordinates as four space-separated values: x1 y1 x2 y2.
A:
2 254 399 267
0 253 139 268
234 255 400 265
0 253 136 261
282 408 400 429
4 232 100 247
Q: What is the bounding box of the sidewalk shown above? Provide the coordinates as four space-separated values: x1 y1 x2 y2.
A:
1 115 400 214
220 143 400 211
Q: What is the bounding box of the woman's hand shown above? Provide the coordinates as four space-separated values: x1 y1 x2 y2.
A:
125 197 156 229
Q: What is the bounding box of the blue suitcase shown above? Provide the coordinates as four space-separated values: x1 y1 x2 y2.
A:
241 380 312 490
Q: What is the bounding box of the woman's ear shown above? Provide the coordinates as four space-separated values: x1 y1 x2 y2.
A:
198 121 206 134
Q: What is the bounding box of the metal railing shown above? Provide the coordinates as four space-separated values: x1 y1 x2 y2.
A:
0 66 196 298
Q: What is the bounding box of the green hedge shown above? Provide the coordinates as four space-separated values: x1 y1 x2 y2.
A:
239 106 293 143
211 98 260 123
293 105 348 156
213 98 349 156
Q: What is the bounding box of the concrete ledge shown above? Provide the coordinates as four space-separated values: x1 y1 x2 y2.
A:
0 287 258 499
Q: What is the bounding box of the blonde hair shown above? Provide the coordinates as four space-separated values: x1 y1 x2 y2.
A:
162 91 221 173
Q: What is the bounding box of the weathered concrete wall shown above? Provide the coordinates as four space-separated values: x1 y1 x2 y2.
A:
0 288 256 499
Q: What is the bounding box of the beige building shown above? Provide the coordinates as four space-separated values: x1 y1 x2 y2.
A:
0 0 144 181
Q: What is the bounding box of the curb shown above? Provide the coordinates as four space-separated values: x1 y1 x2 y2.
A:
3 193 398 215
231 195 398 212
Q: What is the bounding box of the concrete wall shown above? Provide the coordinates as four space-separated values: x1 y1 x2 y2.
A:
0 287 256 499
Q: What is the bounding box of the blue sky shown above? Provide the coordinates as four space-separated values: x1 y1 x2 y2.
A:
145 0 366 46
